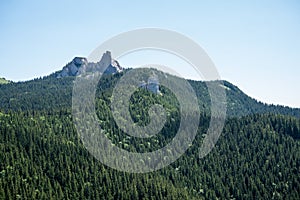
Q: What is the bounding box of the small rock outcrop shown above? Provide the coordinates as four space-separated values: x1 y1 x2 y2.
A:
139 73 161 94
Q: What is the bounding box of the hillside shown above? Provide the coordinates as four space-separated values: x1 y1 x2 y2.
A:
0 96 299 199
0 58 299 199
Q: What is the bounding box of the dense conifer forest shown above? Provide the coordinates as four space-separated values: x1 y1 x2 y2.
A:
0 71 299 199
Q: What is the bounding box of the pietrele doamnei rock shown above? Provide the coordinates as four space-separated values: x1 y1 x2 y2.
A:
56 51 123 78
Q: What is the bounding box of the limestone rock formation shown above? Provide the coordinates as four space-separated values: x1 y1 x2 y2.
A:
56 51 123 78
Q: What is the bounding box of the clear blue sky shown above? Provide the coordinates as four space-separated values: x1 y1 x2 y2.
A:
1 0 300 108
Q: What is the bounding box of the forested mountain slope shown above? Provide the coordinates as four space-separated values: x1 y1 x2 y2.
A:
0 109 299 199
0 70 299 118
0 68 299 199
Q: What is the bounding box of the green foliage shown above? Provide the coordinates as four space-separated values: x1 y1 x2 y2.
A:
1 110 299 199
0 77 10 84
0 111 199 199
0 70 300 199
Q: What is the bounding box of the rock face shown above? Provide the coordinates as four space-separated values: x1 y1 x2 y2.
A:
56 51 123 78
57 57 88 78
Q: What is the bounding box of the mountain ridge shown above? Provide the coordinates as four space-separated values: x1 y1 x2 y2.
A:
0 52 299 118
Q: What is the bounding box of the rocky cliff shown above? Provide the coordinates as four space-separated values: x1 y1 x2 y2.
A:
56 51 123 78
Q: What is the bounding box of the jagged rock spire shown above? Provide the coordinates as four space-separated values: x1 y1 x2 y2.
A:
56 51 123 78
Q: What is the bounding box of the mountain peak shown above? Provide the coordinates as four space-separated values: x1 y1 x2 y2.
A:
73 57 88 67
56 51 123 78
